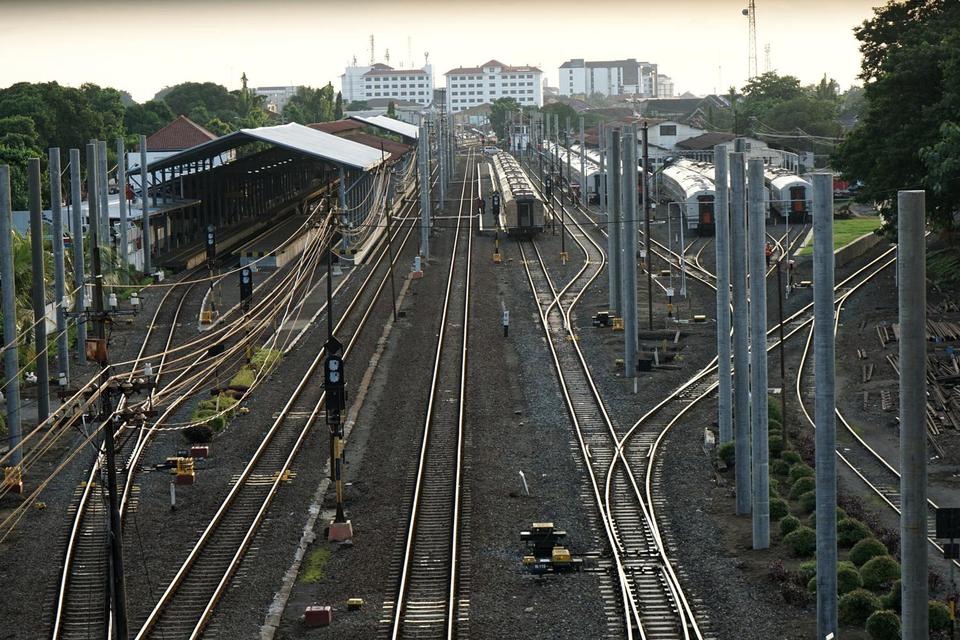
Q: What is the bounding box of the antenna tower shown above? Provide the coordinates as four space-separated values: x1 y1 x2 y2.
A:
746 0 757 79
408 36 413 69
385 48 390 63
764 43 771 73
369 34 375 65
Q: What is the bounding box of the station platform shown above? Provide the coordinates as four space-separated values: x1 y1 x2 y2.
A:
238 215 320 269
160 216 276 272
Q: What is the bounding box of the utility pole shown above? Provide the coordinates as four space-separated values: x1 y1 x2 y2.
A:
139 135 151 278
729 151 751 515
116 138 128 268
438 108 446 206
97 140 110 273
418 118 430 262
714 146 732 444
622 127 638 380
642 122 653 331
86 141 129 640
49 148 69 387
28 159 50 423
69 149 87 364
899 189 928 640
608 129 622 315
812 172 838 638
747 157 769 549
0 166 22 467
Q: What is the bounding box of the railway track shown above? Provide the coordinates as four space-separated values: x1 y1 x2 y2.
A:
132 169 427 639
380 150 475 640
516 161 703 638
795 254 960 572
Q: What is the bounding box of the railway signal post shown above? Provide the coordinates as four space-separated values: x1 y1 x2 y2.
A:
812 172 838 637
898 189 928 639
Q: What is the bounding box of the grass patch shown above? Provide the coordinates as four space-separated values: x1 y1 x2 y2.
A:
799 217 880 256
300 546 332 583
928 246 960 287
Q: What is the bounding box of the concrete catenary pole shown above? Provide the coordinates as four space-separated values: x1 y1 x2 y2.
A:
28 159 50 422
578 115 586 206
69 149 86 363
599 121 607 218
729 151 752 515
747 157 769 548
419 120 430 262
0 166 22 464
898 189 928 640
139 135 151 277
438 111 446 205
97 140 110 270
622 127 638 378
86 144 101 309
116 138 128 267
812 172 838 637
642 122 653 331
608 129 622 315
714 146 733 444
49 148 69 386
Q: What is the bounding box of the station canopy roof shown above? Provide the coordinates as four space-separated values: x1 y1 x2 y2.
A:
138 122 389 174
349 115 419 140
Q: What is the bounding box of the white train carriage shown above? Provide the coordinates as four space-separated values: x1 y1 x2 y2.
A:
492 152 545 237
764 168 811 223
660 159 716 236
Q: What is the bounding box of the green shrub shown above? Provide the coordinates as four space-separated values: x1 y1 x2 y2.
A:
197 394 238 416
192 408 226 432
768 435 785 459
717 442 736 467
881 580 901 612
770 497 789 521
769 477 780 495
838 588 882 625
789 463 814 483
799 490 817 513
771 459 791 476
768 398 783 424
865 609 901 640
850 538 888 567
860 555 900 591
807 508 847 529
229 366 256 390
807 576 817 593
790 476 816 499
798 560 817 583
183 424 214 443
838 517 872 548
929 600 951 632
783 526 816 557
768 419 783 436
838 565 863 595
251 347 283 372
780 515 801 537
782 450 802 465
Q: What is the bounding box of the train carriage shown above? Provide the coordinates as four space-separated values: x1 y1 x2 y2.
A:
661 159 716 236
764 168 811 223
492 152 545 237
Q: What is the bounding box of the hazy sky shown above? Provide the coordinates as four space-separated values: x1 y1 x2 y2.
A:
1 0 880 102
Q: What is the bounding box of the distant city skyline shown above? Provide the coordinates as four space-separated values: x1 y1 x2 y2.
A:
1 0 880 103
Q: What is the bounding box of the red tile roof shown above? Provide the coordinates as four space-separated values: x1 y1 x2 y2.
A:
445 60 541 75
340 132 410 159
364 68 429 77
145 115 218 151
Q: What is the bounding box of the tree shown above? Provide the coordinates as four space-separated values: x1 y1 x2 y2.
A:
834 0 960 232
345 100 369 111
490 97 521 141
334 92 343 120
386 100 397 119
540 103 577 135
203 117 234 137
158 82 239 121
123 99 175 138
283 84 336 125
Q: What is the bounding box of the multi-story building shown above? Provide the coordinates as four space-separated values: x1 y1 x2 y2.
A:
657 75 675 98
558 59 658 98
254 86 298 112
341 62 434 106
445 59 542 113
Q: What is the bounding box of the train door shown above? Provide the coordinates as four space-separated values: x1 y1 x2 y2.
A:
517 201 532 230
697 196 715 236
789 186 806 221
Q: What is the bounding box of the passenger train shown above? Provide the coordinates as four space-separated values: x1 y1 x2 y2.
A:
660 159 716 236
492 151 546 237
764 168 811 223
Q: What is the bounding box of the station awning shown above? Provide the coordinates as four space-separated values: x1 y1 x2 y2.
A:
136 122 390 174
350 115 419 140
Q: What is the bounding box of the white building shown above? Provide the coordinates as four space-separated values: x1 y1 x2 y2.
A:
341 62 434 106
254 86 298 112
657 75 675 98
445 59 542 113
558 59 658 98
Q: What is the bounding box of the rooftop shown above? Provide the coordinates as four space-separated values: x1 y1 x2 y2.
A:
446 59 542 75
145 115 218 151
674 131 737 150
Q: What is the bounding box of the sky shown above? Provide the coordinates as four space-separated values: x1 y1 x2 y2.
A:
0 0 881 102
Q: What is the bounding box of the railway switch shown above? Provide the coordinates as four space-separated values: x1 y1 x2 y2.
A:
173 457 195 485
520 522 582 573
